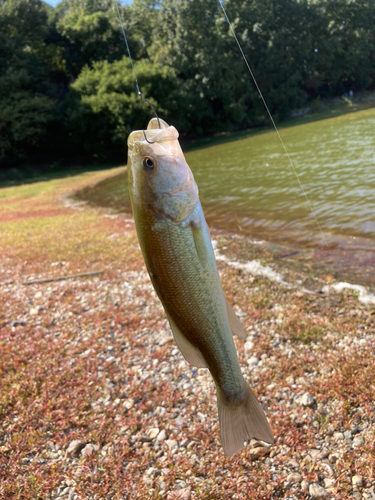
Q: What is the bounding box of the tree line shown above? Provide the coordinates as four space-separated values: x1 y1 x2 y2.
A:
1 0 374 163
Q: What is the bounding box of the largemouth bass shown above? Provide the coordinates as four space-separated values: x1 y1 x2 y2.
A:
127 117 274 456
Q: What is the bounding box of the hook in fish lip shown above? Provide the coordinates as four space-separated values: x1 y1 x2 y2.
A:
143 129 157 144
139 93 161 129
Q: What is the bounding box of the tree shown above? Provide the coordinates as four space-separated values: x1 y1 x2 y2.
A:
0 0 58 159
67 56 181 152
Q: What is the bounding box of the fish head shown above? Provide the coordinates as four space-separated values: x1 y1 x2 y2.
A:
128 118 199 222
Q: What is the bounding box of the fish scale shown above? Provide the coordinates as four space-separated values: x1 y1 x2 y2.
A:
127 117 274 456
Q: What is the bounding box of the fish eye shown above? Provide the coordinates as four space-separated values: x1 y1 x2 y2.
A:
142 157 155 171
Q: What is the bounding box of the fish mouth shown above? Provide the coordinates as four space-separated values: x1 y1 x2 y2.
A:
147 117 169 130
127 117 178 150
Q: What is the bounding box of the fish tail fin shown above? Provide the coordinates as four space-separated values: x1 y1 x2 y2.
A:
217 382 274 456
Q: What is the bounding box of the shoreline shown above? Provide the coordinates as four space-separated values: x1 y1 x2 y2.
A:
182 90 375 152
72 167 375 291
2 92 375 189
1 169 375 499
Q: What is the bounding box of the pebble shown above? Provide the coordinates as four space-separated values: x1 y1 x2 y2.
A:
174 416 185 426
65 440 83 458
301 479 309 492
333 432 344 442
353 435 364 447
156 429 167 442
299 392 315 407
123 399 134 410
165 439 178 450
286 472 302 484
244 341 254 352
146 467 158 477
248 447 270 459
247 356 259 366
352 476 363 487
324 478 334 488
309 483 329 498
316 449 329 460
146 427 160 439
81 444 95 458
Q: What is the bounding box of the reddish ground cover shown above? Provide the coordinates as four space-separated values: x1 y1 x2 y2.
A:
0 169 374 500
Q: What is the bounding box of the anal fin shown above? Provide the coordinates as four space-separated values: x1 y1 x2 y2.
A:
225 297 246 340
166 314 207 368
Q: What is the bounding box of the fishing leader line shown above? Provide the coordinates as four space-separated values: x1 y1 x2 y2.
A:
219 0 331 254
113 0 160 133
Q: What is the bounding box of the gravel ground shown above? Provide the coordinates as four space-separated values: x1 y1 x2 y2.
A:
1 172 375 499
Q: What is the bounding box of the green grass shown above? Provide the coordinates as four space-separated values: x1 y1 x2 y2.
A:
182 90 375 152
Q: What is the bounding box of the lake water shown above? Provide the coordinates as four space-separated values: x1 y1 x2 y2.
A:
76 107 375 286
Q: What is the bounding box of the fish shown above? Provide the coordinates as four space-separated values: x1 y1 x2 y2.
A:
127 117 274 456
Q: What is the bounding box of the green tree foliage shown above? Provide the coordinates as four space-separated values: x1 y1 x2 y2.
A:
53 0 123 77
1 0 375 162
0 0 57 159
67 57 180 152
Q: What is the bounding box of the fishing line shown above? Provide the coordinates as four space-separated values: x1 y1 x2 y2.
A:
219 0 331 254
113 0 160 130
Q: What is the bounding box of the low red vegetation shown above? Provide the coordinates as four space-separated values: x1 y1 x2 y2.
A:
0 172 374 499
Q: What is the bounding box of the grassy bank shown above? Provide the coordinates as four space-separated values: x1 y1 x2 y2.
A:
183 90 375 152
1 171 375 499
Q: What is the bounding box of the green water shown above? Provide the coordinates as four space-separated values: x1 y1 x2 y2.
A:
188 107 375 243
76 107 375 284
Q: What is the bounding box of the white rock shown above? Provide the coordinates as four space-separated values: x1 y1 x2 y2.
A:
146 427 160 439
123 399 134 410
146 467 158 477
353 435 364 447
81 444 95 458
247 356 259 366
352 476 363 487
333 432 344 442
156 429 167 442
287 472 302 484
324 478 334 488
165 439 178 450
167 486 191 500
299 392 315 407
309 483 329 498
244 341 254 352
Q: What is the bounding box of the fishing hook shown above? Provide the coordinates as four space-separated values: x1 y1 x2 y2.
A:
139 91 161 144
139 91 161 129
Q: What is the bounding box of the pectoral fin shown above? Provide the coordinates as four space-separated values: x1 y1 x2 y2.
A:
166 314 207 368
225 297 246 340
